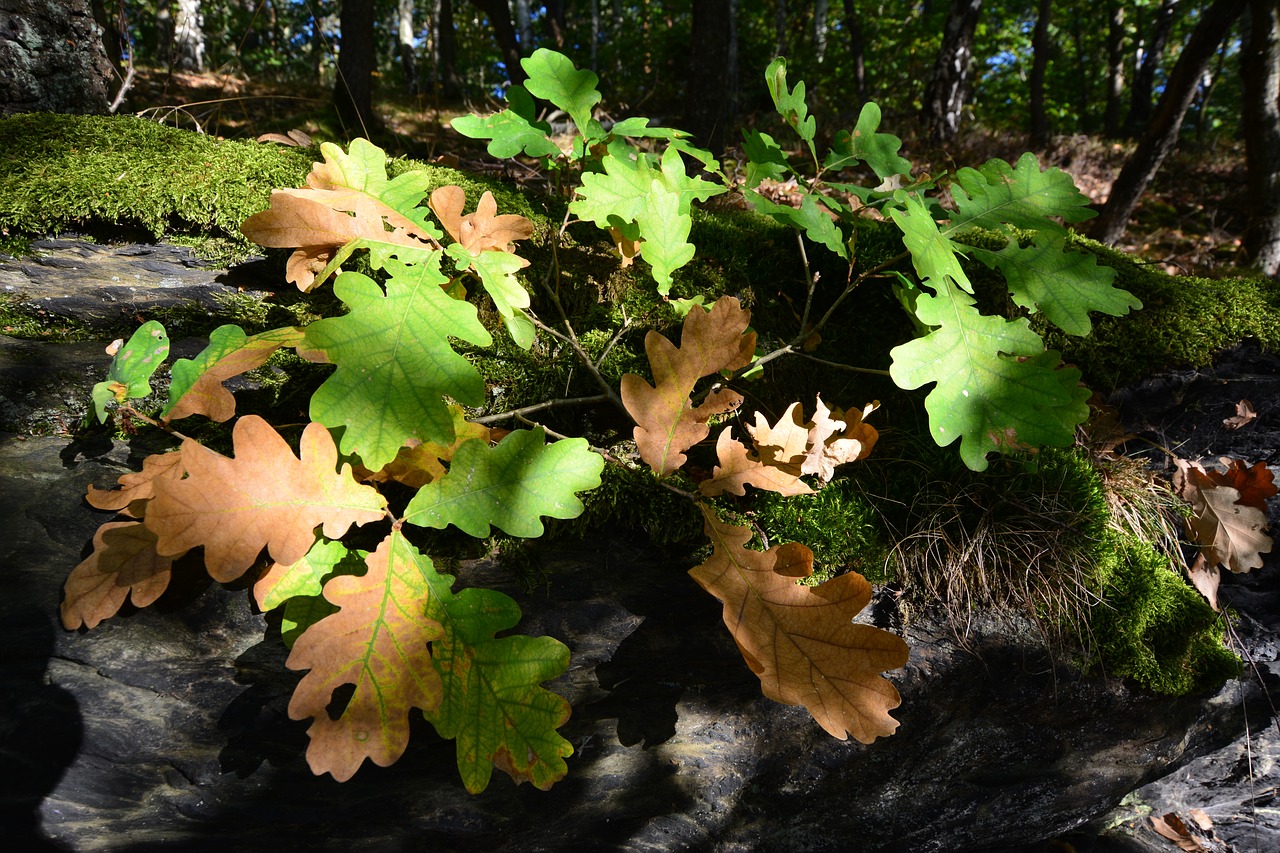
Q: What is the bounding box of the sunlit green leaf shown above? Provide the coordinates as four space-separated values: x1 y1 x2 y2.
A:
92 320 169 422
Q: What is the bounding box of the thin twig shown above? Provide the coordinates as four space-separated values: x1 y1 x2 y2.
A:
792 351 891 376
594 306 632 369
528 300 626 415
475 394 613 425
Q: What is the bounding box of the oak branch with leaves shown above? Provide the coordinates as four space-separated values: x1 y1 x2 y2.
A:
66 50 1155 791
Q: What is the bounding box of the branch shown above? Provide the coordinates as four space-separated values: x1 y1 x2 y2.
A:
475 394 614 425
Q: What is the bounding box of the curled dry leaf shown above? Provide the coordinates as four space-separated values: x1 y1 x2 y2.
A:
699 427 814 497
1222 398 1257 430
691 507 908 743
1173 456 1276 575
742 396 879 485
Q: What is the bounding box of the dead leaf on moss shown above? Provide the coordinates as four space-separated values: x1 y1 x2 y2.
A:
429 186 534 254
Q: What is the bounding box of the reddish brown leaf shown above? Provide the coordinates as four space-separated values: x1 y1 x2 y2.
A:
691 507 908 743
699 427 814 497
1173 456 1275 575
429 186 534 254
61 521 177 630
1223 399 1257 430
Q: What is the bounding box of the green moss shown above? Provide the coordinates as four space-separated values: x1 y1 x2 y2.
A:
751 477 893 584
1088 536 1241 695
557 462 703 549
0 114 316 258
0 293 95 342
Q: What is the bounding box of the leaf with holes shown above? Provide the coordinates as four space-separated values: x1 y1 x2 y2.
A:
91 321 170 423
691 507 908 743
286 530 445 781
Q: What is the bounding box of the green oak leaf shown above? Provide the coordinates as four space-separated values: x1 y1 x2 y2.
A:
823 102 912 180
765 57 817 159
451 85 562 161
970 235 1140 337
742 130 790 189
746 189 848 258
522 48 603 140
301 257 491 470
949 152 1096 235
403 427 604 538
446 243 536 349
890 194 973 292
424 583 572 793
608 117 686 139
571 145 722 293
313 138 444 238
91 320 170 422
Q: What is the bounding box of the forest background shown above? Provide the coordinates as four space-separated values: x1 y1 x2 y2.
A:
15 0 1280 281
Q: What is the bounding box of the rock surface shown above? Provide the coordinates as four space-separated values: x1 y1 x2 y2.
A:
2 240 1279 852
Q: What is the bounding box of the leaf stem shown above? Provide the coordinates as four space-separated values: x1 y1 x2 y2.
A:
475 394 615 425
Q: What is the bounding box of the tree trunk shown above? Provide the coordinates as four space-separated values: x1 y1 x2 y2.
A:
775 0 788 57
469 0 525 84
813 0 830 63
1029 0 1052 146
922 0 983 143
1242 0 1280 277
515 0 533 50
841 0 867 103
1125 0 1179 136
1103 0 1126 137
1092 0 1244 246
0 0 113 115
335 0 377 135
172 0 205 71
685 0 738 157
398 0 418 95
435 0 461 97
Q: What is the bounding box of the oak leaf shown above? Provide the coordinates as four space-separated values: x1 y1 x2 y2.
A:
1173 456 1276 575
61 521 177 630
424 582 573 793
744 396 879 485
85 450 185 518
691 507 909 743
699 427 814 497
430 186 534 254
145 416 387 582
91 320 170 423
287 531 445 781
620 296 756 476
163 325 305 423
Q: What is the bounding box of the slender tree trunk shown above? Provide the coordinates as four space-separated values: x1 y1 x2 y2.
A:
1104 0 1126 137
335 0 377 134
813 0 830 63
590 0 599 70
171 0 205 71
469 0 525 84
0 0 113 115
437 0 461 97
1092 0 1244 246
1242 0 1280 277
841 0 867 103
515 0 533 49
1125 0 1179 136
398 0 418 95
545 0 566 47
922 0 983 143
1070 16 1090 131
1029 0 1052 146
685 0 738 156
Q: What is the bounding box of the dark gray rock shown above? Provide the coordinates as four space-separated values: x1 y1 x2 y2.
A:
2 434 1278 853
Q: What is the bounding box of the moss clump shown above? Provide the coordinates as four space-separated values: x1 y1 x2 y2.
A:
751 477 892 584
0 114 316 259
559 462 703 549
1087 536 1241 695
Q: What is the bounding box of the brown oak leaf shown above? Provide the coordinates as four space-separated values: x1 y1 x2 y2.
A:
287 531 444 781
699 427 814 497
164 326 306 423
1173 456 1276 577
691 507 908 743
85 450 185 518
145 416 388 582
620 296 756 476
429 186 534 254
61 521 177 630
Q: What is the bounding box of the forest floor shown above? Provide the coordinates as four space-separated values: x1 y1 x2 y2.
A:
122 66 1254 281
